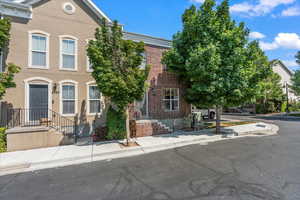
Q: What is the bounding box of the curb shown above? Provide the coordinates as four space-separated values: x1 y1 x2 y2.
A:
0 123 278 176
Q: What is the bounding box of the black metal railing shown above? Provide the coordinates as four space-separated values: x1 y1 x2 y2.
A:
4 108 76 138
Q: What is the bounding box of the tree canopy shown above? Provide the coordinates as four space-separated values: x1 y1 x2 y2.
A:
0 18 20 100
291 51 300 96
162 0 270 109
87 20 149 111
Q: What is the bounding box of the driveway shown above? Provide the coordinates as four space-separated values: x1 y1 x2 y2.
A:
0 117 299 200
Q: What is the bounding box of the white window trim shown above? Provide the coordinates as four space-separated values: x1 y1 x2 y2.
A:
86 81 103 115
59 80 78 117
163 88 180 112
86 39 94 72
28 30 50 69
59 35 78 71
24 77 53 122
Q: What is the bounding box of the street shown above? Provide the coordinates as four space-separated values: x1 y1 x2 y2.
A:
0 117 299 200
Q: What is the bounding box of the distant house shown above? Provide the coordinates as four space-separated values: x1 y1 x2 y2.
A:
271 59 299 102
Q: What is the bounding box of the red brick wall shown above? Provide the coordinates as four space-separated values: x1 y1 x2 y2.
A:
144 45 191 119
134 121 171 137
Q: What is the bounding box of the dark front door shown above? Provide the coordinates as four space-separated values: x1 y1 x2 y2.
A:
29 84 49 121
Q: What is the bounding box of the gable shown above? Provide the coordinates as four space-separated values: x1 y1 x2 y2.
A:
2 0 111 22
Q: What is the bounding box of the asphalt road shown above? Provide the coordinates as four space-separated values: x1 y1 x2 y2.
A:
0 117 299 200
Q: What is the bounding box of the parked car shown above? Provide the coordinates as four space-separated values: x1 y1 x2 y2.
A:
191 106 216 120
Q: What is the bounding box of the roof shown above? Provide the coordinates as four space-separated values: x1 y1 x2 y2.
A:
1 0 112 22
271 59 294 76
123 32 171 48
0 0 172 48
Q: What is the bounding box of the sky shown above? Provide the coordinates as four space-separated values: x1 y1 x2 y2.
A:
95 0 300 71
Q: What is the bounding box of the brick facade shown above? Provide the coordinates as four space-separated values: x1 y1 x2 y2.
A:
143 45 191 119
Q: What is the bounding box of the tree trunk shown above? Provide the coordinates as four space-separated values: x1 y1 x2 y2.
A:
215 105 221 134
126 106 131 146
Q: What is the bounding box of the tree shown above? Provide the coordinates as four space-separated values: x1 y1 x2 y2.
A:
87 20 149 145
292 51 300 96
256 72 284 113
0 18 20 100
296 51 300 65
291 70 300 96
162 0 270 134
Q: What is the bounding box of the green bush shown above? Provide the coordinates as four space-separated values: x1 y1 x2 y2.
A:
281 101 287 113
256 104 267 114
106 106 126 140
290 102 300 112
0 128 7 153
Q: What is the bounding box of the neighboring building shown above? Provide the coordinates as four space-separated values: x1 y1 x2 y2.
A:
271 59 299 102
0 0 191 150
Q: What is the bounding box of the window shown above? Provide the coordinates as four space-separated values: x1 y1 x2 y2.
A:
29 31 49 69
60 81 77 115
88 85 101 114
163 88 179 111
87 57 93 72
139 52 147 69
60 36 77 70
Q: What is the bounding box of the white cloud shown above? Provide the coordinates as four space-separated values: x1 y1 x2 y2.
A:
260 33 300 51
282 60 299 68
190 0 205 3
281 6 300 16
249 32 266 39
230 0 296 16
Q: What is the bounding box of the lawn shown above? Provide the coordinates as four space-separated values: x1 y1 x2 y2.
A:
289 113 300 117
204 121 256 129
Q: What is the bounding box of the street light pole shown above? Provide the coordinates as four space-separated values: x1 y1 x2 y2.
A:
285 82 289 114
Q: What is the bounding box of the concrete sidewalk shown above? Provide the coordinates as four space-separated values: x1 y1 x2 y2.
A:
0 122 278 176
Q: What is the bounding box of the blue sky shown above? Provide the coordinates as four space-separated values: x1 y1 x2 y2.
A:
95 0 300 71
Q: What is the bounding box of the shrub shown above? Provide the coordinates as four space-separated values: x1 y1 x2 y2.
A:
0 128 6 153
281 101 287 113
106 106 126 140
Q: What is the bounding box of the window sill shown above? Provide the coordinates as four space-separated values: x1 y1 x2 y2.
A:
59 68 78 72
61 114 76 117
28 66 49 70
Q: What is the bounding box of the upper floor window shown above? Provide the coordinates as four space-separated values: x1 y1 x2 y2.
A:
163 88 179 111
138 52 147 69
29 31 49 69
60 36 77 71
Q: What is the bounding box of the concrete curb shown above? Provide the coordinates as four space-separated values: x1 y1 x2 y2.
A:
0 123 279 176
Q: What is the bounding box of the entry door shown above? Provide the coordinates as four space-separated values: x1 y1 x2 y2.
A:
29 84 49 121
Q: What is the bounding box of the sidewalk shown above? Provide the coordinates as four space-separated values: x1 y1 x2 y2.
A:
0 122 278 176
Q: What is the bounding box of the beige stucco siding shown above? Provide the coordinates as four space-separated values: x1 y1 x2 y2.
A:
2 0 105 135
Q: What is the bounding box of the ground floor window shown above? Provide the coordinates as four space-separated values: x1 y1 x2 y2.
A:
62 84 76 115
163 88 179 111
88 85 101 114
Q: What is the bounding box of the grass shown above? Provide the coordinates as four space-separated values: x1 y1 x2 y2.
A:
288 113 300 117
0 128 7 153
204 121 256 129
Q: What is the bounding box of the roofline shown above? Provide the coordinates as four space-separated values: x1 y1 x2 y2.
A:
0 0 32 19
271 59 294 76
1 0 112 22
83 0 111 23
123 31 172 48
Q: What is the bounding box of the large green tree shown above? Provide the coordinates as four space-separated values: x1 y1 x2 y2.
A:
256 72 284 113
292 51 300 96
296 51 300 65
162 0 270 133
0 18 20 100
87 20 149 144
